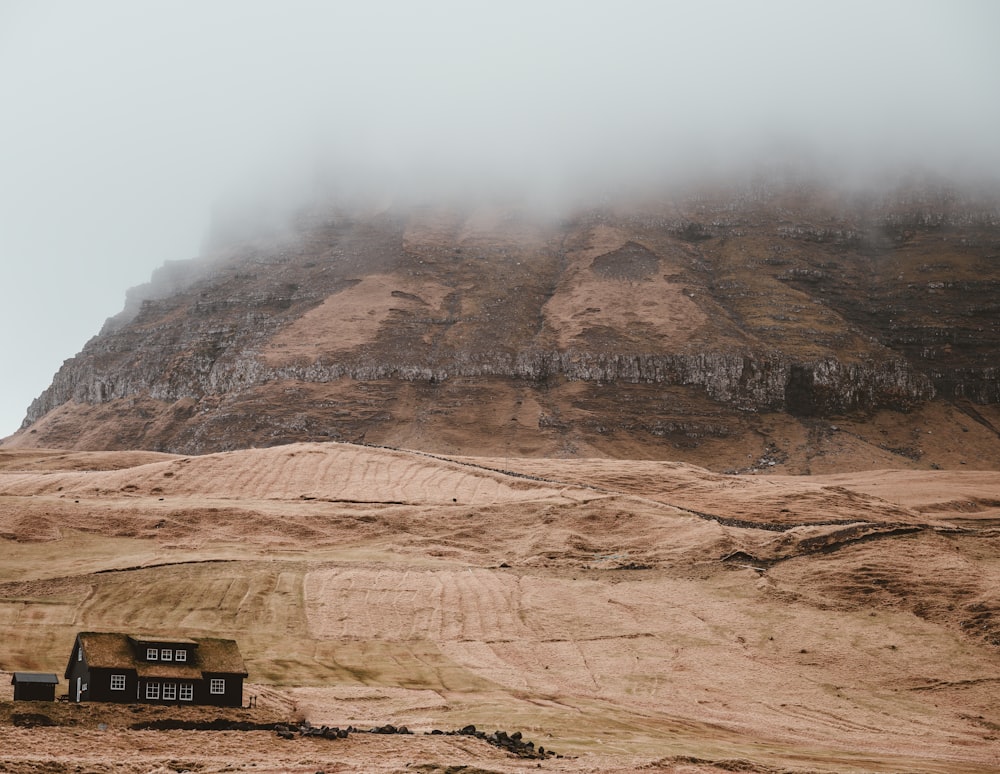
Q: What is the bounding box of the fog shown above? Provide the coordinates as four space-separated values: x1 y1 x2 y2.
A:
2 0 999 437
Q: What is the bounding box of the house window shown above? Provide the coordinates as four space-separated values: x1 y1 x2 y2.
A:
175 649 187 662
110 674 126 691
77 647 82 661
145 682 160 700
210 678 225 694
162 683 177 701
146 648 158 661
160 648 173 661
179 683 193 701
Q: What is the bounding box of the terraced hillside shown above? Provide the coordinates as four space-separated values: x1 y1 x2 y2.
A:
1 443 998 772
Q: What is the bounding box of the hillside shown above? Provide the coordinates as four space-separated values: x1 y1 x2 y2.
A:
6 182 1000 472
1 442 999 772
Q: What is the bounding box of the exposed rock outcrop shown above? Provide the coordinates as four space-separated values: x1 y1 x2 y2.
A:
11 182 1000 470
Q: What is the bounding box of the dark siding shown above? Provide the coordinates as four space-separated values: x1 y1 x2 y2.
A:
13 682 56 701
65 658 89 702
136 678 196 705
133 677 242 706
198 674 244 707
90 668 137 703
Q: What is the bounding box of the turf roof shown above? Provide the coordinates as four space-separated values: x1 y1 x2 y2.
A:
65 632 247 678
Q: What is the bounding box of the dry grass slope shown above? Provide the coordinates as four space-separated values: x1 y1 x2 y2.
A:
0 442 998 772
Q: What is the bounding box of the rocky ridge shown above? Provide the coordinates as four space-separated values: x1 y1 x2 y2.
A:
10 180 1000 470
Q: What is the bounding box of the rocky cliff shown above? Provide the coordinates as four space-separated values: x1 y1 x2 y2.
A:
10 181 1000 472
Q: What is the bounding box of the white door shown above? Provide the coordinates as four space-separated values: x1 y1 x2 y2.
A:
76 676 81 702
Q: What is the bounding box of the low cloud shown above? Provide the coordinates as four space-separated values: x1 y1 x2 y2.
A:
5 1 1000 221
1 0 999 434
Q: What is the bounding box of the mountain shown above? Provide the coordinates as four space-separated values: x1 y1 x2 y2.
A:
7 179 1000 472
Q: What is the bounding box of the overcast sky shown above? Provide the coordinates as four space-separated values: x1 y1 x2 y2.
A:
2 1 999 439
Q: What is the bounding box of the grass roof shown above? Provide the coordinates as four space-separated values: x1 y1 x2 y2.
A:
68 632 247 679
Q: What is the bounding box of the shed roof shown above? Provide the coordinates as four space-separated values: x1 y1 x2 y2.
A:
66 632 247 679
11 672 58 684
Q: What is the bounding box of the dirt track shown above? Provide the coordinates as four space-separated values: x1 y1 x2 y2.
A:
1 443 998 772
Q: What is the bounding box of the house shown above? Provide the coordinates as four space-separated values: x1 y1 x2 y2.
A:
64 632 247 707
11 672 58 701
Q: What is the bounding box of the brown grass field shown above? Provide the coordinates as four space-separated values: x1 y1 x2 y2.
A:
1 442 999 773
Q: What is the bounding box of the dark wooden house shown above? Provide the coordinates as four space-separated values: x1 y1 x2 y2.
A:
11 672 58 701
64 632 247 707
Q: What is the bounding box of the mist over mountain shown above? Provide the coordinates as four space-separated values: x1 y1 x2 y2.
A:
7 173 999 473
2 0 999 438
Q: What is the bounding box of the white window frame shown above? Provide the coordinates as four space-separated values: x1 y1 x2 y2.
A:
146 648 158 661
179 683 193 701
210 678 225 695
160 648 173 661
145 682 160 700
110 674 126 691
175 649 187 662
162 682 177 701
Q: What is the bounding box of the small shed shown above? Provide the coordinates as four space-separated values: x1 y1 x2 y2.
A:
11 672 59 701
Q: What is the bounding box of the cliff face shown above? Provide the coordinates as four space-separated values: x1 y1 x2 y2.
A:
12 183 1000 472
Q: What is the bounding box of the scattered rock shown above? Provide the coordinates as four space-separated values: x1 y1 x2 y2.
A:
272 721 350 740
423 726 559 759
12 713 55 728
